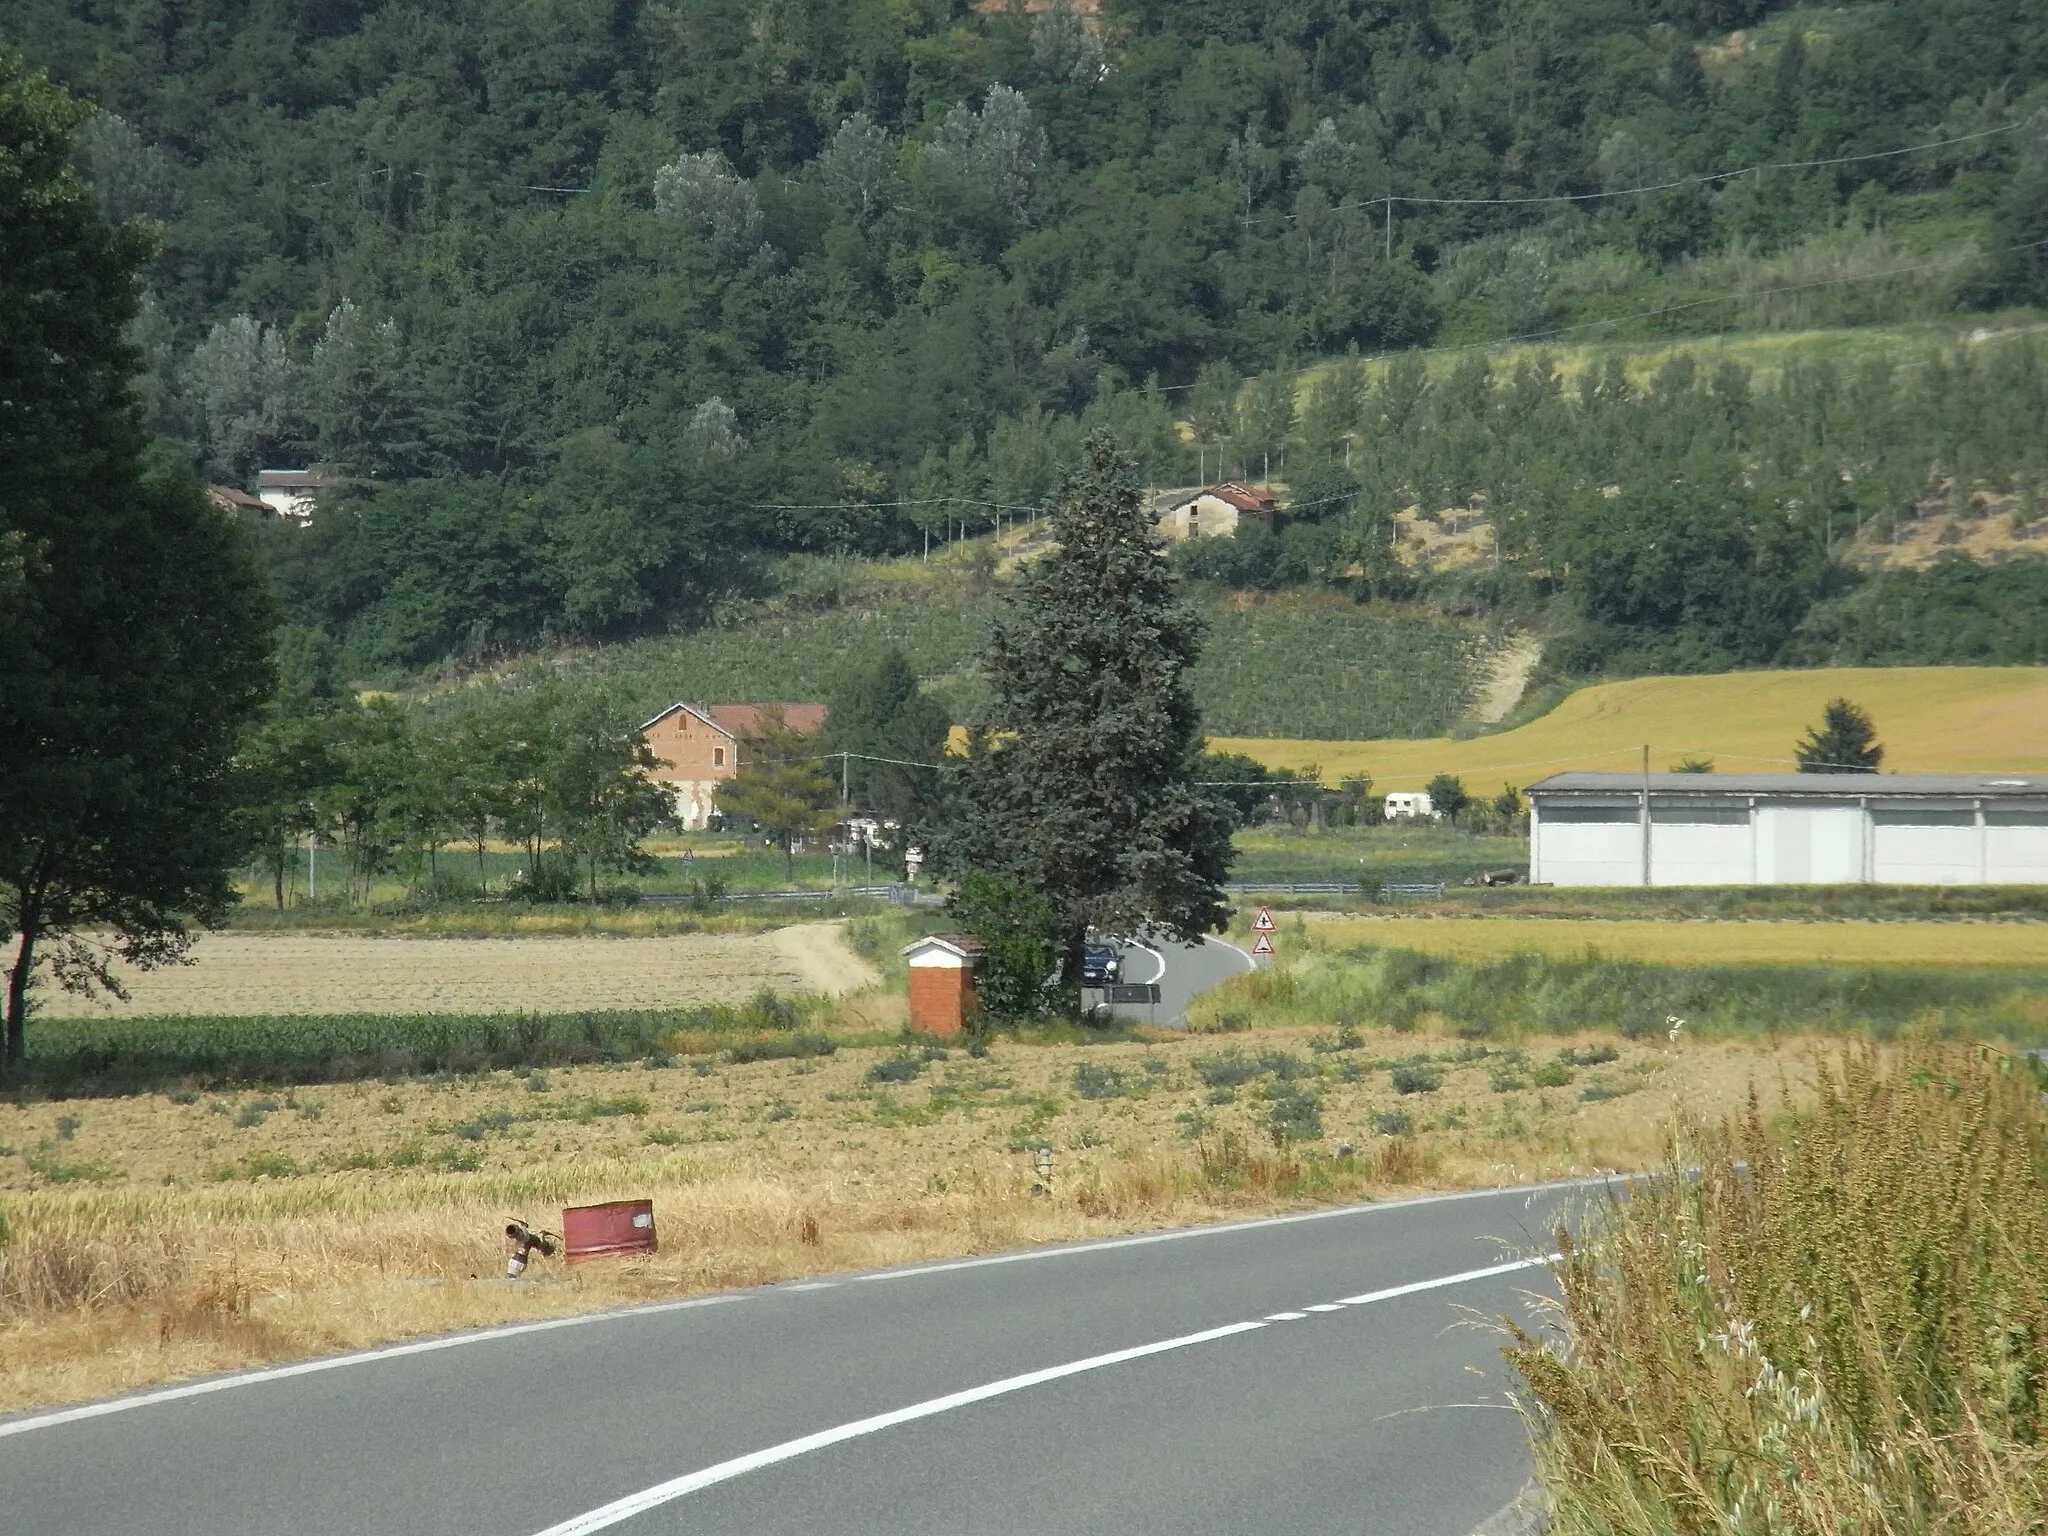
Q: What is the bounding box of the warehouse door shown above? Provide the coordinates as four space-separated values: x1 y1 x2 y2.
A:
1757 803 1864 884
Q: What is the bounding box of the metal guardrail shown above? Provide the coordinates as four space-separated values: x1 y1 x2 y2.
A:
1224 881 1364 895
640 884 938 906
1377 882 1447 899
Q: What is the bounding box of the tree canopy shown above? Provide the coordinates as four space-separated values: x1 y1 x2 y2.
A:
0 47 275 1069
1795 697 1884 773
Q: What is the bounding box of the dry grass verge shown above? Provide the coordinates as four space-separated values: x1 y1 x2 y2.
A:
0 1027 1805 1414
1511 1044 2048 1534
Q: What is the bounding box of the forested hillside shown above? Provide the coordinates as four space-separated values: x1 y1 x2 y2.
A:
9 0 2048 679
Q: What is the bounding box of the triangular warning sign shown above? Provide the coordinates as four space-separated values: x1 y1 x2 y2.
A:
1252 907 1276 932
1252 932 1275 956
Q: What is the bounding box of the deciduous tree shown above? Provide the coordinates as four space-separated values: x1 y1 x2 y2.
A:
1 51 275 1071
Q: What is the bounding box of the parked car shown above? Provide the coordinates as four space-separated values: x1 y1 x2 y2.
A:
1080 944 1122 986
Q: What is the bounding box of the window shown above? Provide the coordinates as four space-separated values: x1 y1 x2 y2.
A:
713 746 726 767
1540 805 1638 824
1872 808 1976 827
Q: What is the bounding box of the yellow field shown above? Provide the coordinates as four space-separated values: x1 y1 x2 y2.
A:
35 924 879 1018
1212 666 2048 790
1301 916 2048 969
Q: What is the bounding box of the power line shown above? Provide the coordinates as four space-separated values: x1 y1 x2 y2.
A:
1247 120 2026 224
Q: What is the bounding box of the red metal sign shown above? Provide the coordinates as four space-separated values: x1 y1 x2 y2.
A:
562 1199 657 1264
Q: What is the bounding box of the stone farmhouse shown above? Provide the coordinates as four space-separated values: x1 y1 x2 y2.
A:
640 702 828 830
1154 481 1280 541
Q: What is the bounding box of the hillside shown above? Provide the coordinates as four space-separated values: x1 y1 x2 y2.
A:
1213 666 2048 790
8 0 2047 682
514 545 1494 741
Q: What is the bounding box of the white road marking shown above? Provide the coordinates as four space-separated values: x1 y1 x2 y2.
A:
526 1321 1269 1536
1304 1303 1345 1312
780 1282 837 1291
1126 940 1168 987
526 1255 1557 1535
1209 934 1258 972
0 1295 743 1441
1334 1255 1557 1308
0 1181 1597 1439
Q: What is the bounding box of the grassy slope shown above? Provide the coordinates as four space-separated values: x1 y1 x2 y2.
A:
536 547 1487 741
1213 665 2048 788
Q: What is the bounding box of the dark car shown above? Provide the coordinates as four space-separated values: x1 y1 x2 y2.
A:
1080 944 1122 986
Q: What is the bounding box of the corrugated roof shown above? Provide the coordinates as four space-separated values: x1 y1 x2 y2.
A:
1528 772 2048 797
256 468 336 489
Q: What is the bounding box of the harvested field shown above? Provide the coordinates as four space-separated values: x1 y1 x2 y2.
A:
1298 915 2048 968
1214 664 2048 788
33 923 880 1019
0 1025 1807 1413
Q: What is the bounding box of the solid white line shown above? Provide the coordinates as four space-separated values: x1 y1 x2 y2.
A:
1209 934 1258 972
527 1320 1270 1535
851 1175 1592 1284
527 1254 1551 1535
1128 941 1168 987
0 1295 742 1441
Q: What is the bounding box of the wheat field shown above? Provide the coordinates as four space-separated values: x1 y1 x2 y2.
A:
1300 915 2048 968
1212 665 2048 789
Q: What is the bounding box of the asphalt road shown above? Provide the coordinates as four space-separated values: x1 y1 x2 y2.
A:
1105 933 1258 1025
0 1181 1590 1536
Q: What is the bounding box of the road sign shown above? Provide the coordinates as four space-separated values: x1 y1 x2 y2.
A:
1252 932 1275 956
1252 907 1276 932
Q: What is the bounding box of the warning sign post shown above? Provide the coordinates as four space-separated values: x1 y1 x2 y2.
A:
1252 932 1275 957
1252 907 1276 932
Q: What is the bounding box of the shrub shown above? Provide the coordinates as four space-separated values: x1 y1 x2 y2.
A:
1072 1062 1128 1100
865 1053 924 1085
1373 1109 1416 1136
1390 1062 1442 1095
1531 1060 1574 1088
1267 1089 1324 1143
1194 1051 1262 1089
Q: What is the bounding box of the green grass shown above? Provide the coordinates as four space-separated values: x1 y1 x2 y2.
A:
12 989 834 1095
1189 941 2048 1045
1231 824 1527 888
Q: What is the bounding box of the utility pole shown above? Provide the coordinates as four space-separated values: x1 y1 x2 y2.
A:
1640 744 1652 888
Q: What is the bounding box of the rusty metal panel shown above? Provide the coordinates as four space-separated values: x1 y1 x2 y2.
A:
562 1199 657 1264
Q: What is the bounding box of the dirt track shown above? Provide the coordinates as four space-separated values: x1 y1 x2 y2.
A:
37 922 881 1017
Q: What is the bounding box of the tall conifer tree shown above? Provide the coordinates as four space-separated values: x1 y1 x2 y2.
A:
945 429 1231 985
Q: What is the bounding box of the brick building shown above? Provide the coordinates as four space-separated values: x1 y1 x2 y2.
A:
902 933 984 1037
640 702 828 829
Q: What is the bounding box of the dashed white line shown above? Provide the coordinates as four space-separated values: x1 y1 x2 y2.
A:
1304 1303 1345 1313
525 1256 1554 1534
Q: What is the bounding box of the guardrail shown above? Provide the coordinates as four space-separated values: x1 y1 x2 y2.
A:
639 884 941 907
1377 882 1447 899
1224 881 1364 895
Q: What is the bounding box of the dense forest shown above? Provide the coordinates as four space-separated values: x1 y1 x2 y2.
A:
9 0 2048 678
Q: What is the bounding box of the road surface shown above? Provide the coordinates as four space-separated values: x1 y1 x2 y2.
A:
1104 934 1257 1025
0 1181 1589 1536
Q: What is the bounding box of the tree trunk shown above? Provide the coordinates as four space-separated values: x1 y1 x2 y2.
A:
783 834 794 883
1058 923 1088 995
5 919 37 1072
273 844 285 909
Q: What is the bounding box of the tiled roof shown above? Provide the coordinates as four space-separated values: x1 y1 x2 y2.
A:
707 703 828 738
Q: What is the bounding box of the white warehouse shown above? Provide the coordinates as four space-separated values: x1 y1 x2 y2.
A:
1526 772 2048 887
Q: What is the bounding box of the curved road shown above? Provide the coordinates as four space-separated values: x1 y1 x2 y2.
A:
1106 934 1257 1025
0 1181 1590 1535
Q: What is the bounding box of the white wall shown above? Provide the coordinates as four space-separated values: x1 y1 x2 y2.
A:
1649 819 1751 885
1872 809 1979 885
1986 810 2048 883
1534 809 1641 886
1757 803 1864 883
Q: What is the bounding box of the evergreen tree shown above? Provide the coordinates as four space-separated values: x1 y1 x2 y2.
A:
1795 698 1883 773
944 429 1232 987
1 51 275 1070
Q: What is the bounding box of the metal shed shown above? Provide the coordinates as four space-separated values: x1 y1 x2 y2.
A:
1525 772 2048 887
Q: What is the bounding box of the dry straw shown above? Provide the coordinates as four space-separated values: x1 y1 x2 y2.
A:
1510 1044 2048 1534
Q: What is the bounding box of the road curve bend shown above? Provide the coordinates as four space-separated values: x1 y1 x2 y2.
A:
0 1180 1595 1536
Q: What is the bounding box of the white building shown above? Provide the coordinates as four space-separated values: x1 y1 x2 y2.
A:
1384 791 1435 821
256 468 337 524
1154 482 1279 541
1527 772 2048 887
